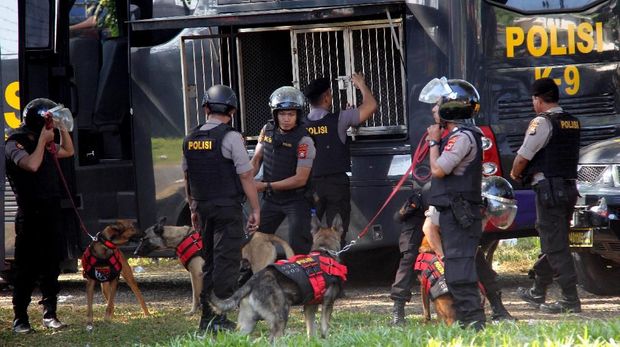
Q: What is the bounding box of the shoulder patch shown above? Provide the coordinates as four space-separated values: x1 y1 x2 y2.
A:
444 136 459 152
297 143 309 159
15 142 24 150
528 118 540 135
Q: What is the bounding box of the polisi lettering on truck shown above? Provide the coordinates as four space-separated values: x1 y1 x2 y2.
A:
4 81 20 130
506 22 604 58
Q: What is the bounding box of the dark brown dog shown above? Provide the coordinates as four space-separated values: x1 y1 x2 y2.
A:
82 220 149 330
209 214 346 342
418 217 456 325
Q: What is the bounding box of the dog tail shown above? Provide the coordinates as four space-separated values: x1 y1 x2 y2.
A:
208 277 254 314
271 237 294 259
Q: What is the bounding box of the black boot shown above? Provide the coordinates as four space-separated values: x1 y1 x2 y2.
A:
517 282 546 307
540 286 581 314
12 317 32 334
213 314 236 331
487 291 516 321
41 300 65 329
391 300 406 326
198 305 217 335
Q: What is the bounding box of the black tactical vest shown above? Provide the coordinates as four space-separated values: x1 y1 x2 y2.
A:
304 112 350 177
5 128 61 210
183 123 243 204
428 126 483 207
262 123 308 200
526 112 580 179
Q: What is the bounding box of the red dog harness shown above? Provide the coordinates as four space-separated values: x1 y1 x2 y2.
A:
414 253 449 300
82 236 122 283
176 231 203 269
273 252 348 305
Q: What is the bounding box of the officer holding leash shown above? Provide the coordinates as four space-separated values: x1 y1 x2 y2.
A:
421 77 486 330
183 85 260 334
6 98 74 333
303 74 377 247
251 86 316 254
511 78 581 314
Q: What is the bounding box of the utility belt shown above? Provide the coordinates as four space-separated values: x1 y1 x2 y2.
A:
311 172 349 185
435 195 481 229
533 177 578 208
264 187 307 203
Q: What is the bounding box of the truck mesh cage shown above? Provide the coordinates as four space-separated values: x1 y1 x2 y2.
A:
180 20 406 138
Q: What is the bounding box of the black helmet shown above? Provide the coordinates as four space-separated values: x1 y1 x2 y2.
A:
202 85 238 115
269 86 306 122
418 77 480 121
481 176 517 230
23 98 58 133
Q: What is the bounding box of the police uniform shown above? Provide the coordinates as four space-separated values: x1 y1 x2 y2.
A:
257 122 316 254
389 191 426 304
517 106 581 310
6 128 65 330
429 124 485 327
182 119 252 301
304 107 360 246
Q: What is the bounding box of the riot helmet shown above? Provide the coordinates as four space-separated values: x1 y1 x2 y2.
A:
269 86 306 124
202 85 238 115
481 176 518 230
419 77 480 121
22 98 58 133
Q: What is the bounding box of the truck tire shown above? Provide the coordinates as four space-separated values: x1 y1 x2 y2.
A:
572 252 620 295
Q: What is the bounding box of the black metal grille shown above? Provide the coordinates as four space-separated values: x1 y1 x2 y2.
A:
506 125 617 153
577 165 606 183
238 31 294 137
497 94 616 122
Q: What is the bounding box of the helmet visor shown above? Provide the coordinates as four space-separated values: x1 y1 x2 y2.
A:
483 194 518 230
48 105 74 132
418 77 455 104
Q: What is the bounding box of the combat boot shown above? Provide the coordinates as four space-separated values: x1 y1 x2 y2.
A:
41 300 65 329
487 291 516 321
12 317 32 334
198 305 218 335
213 314 236 331
391 300 406 325
516 282 547 307
540 286 581 314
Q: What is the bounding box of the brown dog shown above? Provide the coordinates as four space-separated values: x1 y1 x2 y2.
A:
417 217 456 325
136 216 294 315
209 214 347 342
82 220 149 330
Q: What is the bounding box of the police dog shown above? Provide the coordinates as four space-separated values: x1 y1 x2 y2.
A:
417 217 456 325
82 220 150 330
136 216 294 315
209 214 346 341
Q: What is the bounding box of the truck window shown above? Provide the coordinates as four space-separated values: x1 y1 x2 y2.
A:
25 0 51 49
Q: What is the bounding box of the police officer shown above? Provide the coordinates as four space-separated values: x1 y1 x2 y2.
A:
251 86 315 254
389 187 426 325
423 78 486 330
303 74 377 246
6 98 75 333
511 77 581 313
183 85 260 334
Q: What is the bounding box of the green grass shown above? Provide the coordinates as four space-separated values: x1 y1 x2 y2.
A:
152 137 184 165
494 237 541 273
2 304 619 347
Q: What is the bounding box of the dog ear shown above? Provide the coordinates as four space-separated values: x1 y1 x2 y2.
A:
310 214 322 235
331 214 343 236
157 216 167 226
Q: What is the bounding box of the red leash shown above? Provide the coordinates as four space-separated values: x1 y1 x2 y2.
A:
47 137 96 241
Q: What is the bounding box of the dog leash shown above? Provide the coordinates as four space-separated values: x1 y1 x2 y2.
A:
48 142 97 242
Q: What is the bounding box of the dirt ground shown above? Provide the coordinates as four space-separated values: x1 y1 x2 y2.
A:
1 264 618 322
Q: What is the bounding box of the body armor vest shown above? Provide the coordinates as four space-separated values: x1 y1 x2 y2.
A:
183 123 243 205
428 126 483 207
526 112 580 179
304 112 350 176
5 128 61 210
262 123 308 199
271 252 348 305
82 245 123 282
176 231 203 269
